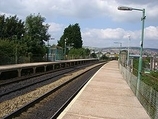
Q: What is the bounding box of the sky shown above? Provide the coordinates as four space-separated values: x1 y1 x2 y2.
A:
0 0 158 49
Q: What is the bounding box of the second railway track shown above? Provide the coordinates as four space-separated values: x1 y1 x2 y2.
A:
0 62 98 100
0 62 105 119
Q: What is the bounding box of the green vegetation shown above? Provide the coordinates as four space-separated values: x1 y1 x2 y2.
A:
0 40 15 64
67 48 90 59
100 55 109 60
25 14 50 61
90 53 97 58
133 58 158 91
57 23 94 59
0 14 97 65
58 23 82 50
141 72 158 91
0 14 50 64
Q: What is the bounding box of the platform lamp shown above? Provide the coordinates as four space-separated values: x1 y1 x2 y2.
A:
64 38 68 60
118 6 146 96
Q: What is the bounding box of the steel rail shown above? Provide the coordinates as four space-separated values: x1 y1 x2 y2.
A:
0 68 74 97
0 62 96 97
3 63 105 119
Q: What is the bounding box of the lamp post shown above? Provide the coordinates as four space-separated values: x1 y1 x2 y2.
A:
118 6 146 96
114 42 122 64
64 38 68 59
47 37 55 61
13 35 18 64
114 42 122 53
127 35 130 68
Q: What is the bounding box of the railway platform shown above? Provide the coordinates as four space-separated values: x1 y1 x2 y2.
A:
0 59 98 80
58 60 150 119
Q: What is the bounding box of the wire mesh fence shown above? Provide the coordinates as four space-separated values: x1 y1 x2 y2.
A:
0 55 48 65
119 64 158 119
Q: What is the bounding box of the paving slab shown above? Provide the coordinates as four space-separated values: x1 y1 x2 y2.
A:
58 61 150 119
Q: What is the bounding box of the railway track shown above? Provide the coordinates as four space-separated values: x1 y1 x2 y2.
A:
0 68 74 100
0 62 105 119
0 62 97 101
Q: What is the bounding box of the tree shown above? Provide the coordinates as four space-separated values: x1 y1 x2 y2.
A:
68 48 88 59
100 55 109 60
90 53 97 58
58 23 82 53
0 15 5 39
0 14 51 64
25 14 50 61
85 48 91 57
0 15 25 40
0 40 15 64
0 15 27 64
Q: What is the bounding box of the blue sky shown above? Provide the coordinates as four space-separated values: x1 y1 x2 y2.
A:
0 0 158 48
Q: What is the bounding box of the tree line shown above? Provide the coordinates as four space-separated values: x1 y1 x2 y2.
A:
0 14 99 65
0 14 50 64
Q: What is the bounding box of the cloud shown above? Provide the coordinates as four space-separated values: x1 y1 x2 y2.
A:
0 0 157 29
145 26 158 40
48 22 65 33
0 0 158 48
82 28 130 41
82 26 158 48
1 0 158 22
113 1 158 22
47 22 65 43
117 0 158 5
83 28 125 39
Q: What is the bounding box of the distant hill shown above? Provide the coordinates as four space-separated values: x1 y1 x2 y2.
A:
145 48 158 52
83 46 158 55
84 46 158 51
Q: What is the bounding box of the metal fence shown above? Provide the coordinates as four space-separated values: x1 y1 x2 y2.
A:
119 64 158 119
0 55 48 65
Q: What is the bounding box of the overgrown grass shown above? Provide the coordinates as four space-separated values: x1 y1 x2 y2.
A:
141 72 158 91
133 58 158 91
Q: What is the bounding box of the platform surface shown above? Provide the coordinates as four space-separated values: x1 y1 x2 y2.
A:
58 60 150 119
0 59 95 71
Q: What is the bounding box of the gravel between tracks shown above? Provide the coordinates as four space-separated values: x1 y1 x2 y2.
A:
0 63 101 118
